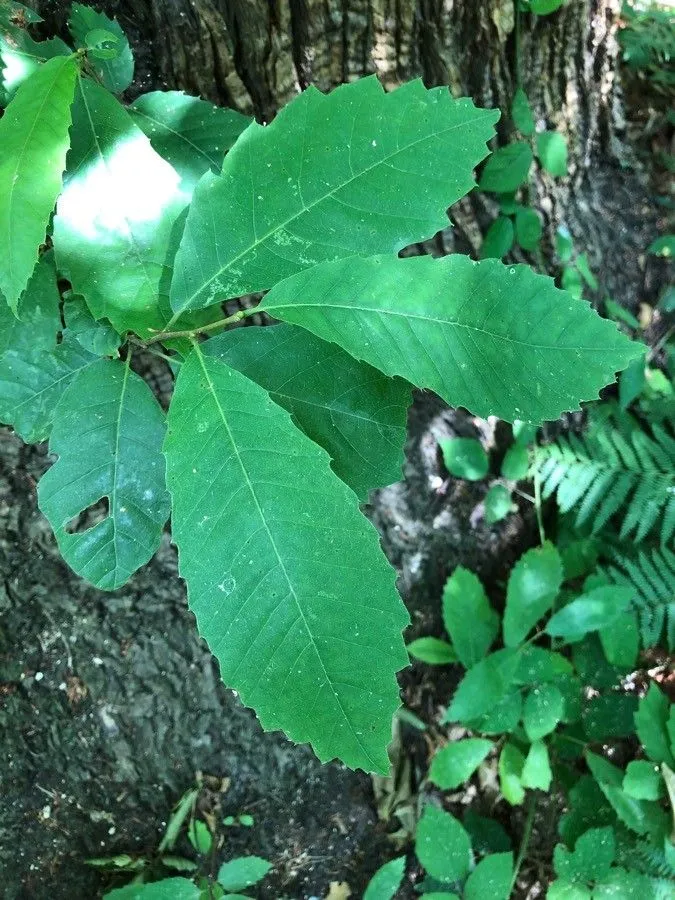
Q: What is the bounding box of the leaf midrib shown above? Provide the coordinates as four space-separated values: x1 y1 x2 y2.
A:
173 108 495 315
193 344 379 769
263 300 625 354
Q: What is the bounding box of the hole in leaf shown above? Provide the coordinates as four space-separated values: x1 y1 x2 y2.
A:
64 496 110 535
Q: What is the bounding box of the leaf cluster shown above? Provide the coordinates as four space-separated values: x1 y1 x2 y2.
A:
0 4 640 774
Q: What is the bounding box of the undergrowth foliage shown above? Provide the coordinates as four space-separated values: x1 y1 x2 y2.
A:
0 1 641 777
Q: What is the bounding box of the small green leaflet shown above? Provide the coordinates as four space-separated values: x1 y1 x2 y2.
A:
553 826 615 883
217 856 272 892
515 207 542 251
442 566 499 668
67 3 133 93
407 636 457 664
129 91 251 200
204 324 411 499
104 879 200 900
0 340 95 442
464 852 513 900
258 254 641 424
0 31 70 99
537 131 568 177
170 76 498 315
478 142 533 193
546 586 634 643
503 542 563 647
481 216 514 259
440 437 489 480
523 682 564 740
363 856 406 900
445 648 519 723
429 738 493 789
164 345 409 772
54 77 186 336
0 55 77 311
0 252 60 356
415 805 472 883
38 359 170 590
499 742 526 805
484 483 514 523
521 741 552 791
511 88 535 136
635 684 675 768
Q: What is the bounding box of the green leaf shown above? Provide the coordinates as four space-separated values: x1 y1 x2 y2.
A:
440 437 489 480
464 851 513 900
446 649 519 724
129 91 251 201
203 324 410 499
575 253 598 291
481 216 514 259
503 542 563 647
484 483 514 524
598 609 639 668
217 856 271 891
593 868 654 900
104 879 200 900
0 55 77 311
0 340 95 442
529 0 565 14
523 682 564 740
442 566 499 669
471 690 523 734
63 296 121 357
546 587 634 643
187 819 212 855
415 805 472 883
556 227 574 263
648 235 675 258
170 76 498 315
553 826 615 883
363 856 406 900
478 142 533 192
37 359 170 590
547 882 591 900
623 761 664 801
258 254 641 425
501 443 529 480
407 637 457 664
604 299 639 329
68 3 133 93
537 131 568 177
562 266 583 300
463 811 512 854
0 31 70 99
515 206 543 251
586 752 668 838
164 345 409 772
582 693 637 741
521 740 552 790
429 738 493 789
511 87 535 136
514 646 573 685
635 684 675 767
499 742 526 805
0 252 60 356
54 77 186 336
618 354 646 410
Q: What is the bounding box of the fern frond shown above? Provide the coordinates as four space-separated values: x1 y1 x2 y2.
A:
596 546 675 650
534 410 675 545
